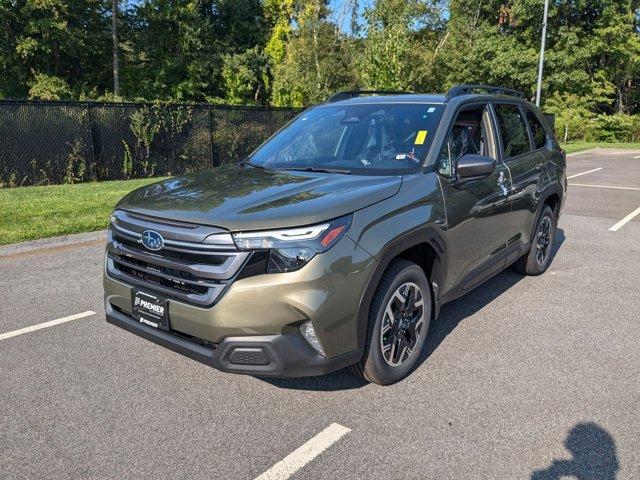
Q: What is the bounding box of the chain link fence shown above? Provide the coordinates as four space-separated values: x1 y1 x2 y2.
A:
0 100 302 188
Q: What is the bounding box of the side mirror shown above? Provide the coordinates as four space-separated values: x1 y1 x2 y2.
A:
456 154 496 180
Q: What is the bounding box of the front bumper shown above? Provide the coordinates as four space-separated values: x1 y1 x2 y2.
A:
104 234 376 376
106 302 361 377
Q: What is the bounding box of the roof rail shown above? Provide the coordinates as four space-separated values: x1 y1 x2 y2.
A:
326 90 414 103
446 84 524 99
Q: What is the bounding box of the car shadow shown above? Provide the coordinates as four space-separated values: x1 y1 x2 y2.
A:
531 422 619 479
258 228 565 392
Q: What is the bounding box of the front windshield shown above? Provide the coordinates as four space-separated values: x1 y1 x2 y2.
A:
249 103 444 175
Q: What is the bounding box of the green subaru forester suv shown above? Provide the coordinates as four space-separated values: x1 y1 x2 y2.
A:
104 85 566 385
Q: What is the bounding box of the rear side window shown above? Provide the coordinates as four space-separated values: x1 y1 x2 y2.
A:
525 109 547 149
494 104 531 158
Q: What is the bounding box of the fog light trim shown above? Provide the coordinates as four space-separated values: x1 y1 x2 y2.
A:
300 321 325 356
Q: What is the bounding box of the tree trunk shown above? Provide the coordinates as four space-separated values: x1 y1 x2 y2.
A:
112 0 120 97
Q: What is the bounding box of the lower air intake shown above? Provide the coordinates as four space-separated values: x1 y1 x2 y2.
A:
227 347 271 366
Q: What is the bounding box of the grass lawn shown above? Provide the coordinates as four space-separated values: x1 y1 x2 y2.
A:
563 142 640 154
0 177 166 245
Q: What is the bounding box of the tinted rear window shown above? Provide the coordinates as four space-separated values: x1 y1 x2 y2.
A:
525 109 547 149
494 104 531 158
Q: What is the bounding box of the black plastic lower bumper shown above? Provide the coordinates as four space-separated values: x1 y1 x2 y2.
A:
105 303 361 377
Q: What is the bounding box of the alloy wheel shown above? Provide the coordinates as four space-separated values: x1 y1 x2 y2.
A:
536 215 553 266
379 282 426 367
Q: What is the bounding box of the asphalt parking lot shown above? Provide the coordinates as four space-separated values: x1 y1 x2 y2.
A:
1 148 639 480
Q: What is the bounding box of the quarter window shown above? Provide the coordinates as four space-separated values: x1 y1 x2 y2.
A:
494 104 531 158
525 109 547 149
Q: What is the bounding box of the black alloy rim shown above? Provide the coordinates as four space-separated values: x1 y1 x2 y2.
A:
536 215 553 266
379 282 425 367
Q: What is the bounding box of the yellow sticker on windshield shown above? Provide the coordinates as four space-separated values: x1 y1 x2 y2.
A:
415 130 428 145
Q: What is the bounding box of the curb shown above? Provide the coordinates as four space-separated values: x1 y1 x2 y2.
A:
0 230 107 257
566 148 600 158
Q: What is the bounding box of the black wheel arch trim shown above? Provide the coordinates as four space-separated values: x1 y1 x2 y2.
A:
530 183 563 243
355 225 446 351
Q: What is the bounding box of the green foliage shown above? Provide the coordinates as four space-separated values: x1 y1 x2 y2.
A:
28 74 72 100
271 0 358 106
222 46 270 105
264 0 295 65
129 106 161 174
63 138 87 183
122 141 133 179
122 0 266 102
2 0 112 99
359 0 444 91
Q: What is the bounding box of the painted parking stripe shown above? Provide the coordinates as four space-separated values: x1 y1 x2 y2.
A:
0 311 96 341
609 206 640 232
633 155 640 159
566 167 602 179
254 423 351 480
569 183 640 191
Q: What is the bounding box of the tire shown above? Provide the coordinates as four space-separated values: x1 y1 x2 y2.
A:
512 205 556 276
351 259 432 385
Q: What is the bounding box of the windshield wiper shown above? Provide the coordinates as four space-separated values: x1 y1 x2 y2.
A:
237 158 266 169
278 166 352 174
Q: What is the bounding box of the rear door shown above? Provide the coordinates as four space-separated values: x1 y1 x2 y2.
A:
437 102 512 299
492 102 541 262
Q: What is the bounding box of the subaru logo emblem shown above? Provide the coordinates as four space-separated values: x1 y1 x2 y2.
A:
141 230 164 251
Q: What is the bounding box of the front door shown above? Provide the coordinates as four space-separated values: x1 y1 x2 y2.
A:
437 103 512 298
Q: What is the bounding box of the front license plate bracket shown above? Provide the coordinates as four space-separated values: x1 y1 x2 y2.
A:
132 290 170 331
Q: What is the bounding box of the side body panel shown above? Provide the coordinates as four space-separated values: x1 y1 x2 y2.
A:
347 172 447 349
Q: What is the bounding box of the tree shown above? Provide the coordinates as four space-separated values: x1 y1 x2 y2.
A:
264 0 295 66
438 0 640 113
359 0 445 92
1 0 112 99
125 0 267 101
112 0 120 96
271 0 358 106
222 46 269 104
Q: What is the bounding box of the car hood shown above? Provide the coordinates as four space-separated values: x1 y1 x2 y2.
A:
116 164 402 231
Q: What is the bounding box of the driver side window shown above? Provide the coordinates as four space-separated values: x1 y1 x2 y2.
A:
438 105 496 176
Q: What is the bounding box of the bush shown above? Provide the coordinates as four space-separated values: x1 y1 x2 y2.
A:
588 114 640 142
544 92 640 143
28 74 72 100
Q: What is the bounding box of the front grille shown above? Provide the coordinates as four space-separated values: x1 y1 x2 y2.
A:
106 210 250 306
112 233 231 266
116 262 209 295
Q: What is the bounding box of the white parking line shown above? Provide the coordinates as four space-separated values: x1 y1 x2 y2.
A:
566 167 602 179
569 183 640 191
609 206 640 232
0 311 96 341
633 155 640 159
254 423 351 480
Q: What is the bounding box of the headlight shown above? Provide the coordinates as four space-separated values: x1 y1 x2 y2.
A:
233 215 352 273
